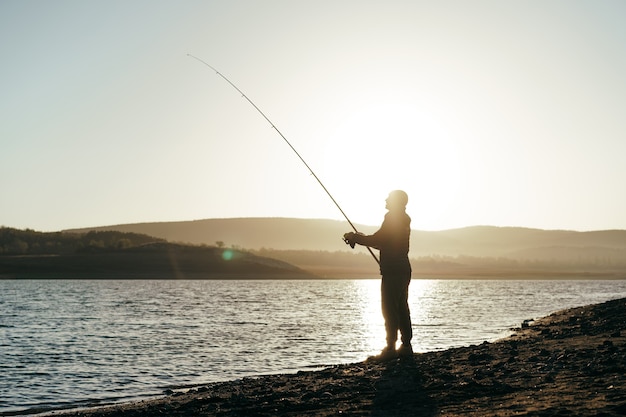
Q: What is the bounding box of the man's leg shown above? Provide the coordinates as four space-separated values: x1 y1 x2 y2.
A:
381 277 399 349
398 279 412 346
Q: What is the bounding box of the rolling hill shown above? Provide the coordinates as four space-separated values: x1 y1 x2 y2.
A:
65 218 626 270
0 228 315 279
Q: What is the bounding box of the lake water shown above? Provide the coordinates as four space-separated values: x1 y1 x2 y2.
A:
1 279 626 415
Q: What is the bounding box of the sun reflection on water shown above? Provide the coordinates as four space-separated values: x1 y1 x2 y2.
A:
409 279 448 352
352 279 384 356
352 279 445 354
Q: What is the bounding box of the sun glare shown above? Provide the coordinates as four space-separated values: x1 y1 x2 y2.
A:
322 102 462 228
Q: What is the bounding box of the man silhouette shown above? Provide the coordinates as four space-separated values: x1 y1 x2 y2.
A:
344 190 413 360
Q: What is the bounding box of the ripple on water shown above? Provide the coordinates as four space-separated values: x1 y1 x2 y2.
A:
1 279 626 415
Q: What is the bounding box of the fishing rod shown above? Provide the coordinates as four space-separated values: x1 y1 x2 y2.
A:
188 54 380 265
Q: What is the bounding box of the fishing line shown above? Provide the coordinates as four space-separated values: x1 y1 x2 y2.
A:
188 54 379 265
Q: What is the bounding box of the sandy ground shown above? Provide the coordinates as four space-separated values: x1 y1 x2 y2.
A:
52 298 626 417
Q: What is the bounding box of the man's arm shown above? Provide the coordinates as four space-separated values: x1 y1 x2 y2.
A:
343 229 383 250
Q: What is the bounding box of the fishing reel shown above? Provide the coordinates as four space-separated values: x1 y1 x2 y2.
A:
342 232 358 249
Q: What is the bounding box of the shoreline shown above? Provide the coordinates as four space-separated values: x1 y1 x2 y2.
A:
42 297 626 417
4 274 626 280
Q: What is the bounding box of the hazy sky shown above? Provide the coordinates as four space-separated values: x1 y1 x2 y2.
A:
1 1 625 232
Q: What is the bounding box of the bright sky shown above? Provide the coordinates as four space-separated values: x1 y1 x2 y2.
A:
1 1 625 232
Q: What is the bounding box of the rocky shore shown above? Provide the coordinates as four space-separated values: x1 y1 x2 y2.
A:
55 298 626 416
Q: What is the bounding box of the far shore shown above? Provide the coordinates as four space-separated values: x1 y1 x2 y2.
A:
49 297 626 417
310 267 626 280
2 253 624 280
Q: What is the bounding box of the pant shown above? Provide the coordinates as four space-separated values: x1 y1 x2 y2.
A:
381 275 412 348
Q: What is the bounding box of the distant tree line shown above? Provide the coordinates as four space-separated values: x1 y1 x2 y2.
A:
414 254 626 270
251 248 626 273
0 227 165 255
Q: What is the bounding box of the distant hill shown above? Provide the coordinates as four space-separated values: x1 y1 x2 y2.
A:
65 218 626 263
66 218 369 252
1 227 166 255
0 227 315 279
4 220 626 279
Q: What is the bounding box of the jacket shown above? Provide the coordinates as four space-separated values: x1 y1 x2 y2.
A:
355 210 411 276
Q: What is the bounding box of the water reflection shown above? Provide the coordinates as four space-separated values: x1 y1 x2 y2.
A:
351 279 384 356
352 279 444 355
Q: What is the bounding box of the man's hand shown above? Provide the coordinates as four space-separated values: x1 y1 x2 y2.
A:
343 232 361 249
